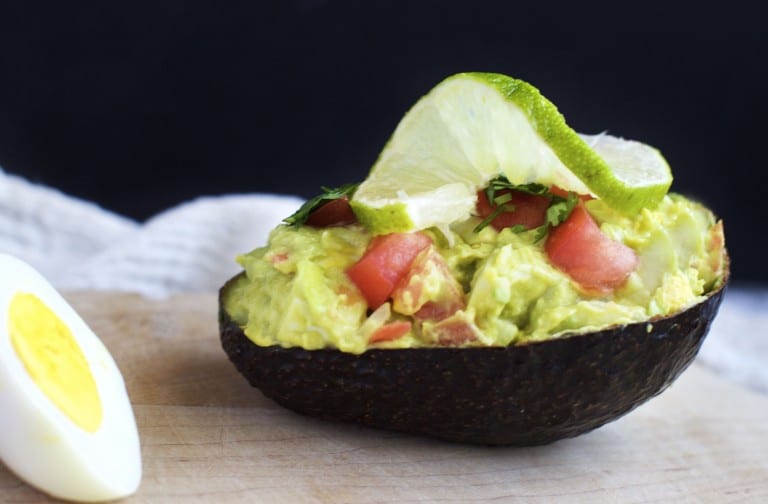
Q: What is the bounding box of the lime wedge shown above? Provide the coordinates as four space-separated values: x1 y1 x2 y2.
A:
351 72 672 234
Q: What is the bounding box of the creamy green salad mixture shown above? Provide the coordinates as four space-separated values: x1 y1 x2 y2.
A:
222 74 727 354
223 194 725 354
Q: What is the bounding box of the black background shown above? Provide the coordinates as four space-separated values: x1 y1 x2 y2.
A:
0 1 765 282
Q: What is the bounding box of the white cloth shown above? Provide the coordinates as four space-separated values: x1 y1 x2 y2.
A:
0 168 302 296
699 288 768 395
1 168 766 394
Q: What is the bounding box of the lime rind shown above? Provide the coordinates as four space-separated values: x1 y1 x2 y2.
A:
352 72 673 233
351 183 475 233
464 73 672 213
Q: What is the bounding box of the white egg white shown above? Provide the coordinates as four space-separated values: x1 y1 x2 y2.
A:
0 254 142 502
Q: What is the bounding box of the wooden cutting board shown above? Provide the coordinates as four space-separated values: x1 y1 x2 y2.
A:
1 292 766 503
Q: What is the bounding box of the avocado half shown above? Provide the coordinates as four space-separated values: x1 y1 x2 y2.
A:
219 273 727 446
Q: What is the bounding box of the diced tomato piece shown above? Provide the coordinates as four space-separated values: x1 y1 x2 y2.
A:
305 197 358 227
545 204 638 295
423 314 481 346
415 300 463 322
368 321 412 344
476 189 550 231
346 232 432 308
391 247 465 321
548 185 593 201
707 220 725 273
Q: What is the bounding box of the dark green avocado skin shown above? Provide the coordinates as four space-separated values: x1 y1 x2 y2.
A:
219 275 726 446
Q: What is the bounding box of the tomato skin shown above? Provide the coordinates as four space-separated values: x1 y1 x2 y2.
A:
368 321 412 343
476 190 550 231
346 232 433 308
545 204 638 294
305 197 358 227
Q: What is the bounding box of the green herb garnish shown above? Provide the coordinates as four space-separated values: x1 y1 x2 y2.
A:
283 183 359 226
473 190 515 232
473 176 579 240
533 191 579 241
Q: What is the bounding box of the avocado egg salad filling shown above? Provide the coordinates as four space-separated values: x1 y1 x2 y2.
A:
222 73 727 355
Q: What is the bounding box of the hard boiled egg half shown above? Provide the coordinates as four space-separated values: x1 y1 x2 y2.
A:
0 254 141 502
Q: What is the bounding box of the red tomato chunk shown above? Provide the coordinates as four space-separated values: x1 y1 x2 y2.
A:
305 197 358 227
346 232 433 308
391 247 465 321
476 189 550 231
545 204 638 295
368 321 412 343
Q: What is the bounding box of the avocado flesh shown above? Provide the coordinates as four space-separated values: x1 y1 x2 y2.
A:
219 192 728 445
219 274 726 446
225 194 726 353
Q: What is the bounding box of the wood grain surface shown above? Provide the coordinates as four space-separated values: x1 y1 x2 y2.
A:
1 292 766 503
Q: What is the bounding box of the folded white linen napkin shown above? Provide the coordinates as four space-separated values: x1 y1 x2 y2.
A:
0 168 302 297
0 168 765 395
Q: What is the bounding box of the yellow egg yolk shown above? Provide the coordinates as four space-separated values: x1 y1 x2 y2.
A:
8 292 103 433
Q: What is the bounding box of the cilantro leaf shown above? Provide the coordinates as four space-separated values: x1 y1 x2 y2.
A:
533 191 579 241
474 176 579 238
545 192 579 227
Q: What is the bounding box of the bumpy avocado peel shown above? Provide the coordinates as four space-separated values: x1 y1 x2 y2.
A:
219 271 727 446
